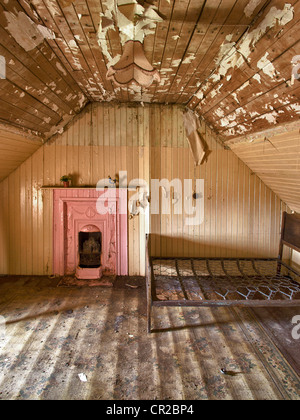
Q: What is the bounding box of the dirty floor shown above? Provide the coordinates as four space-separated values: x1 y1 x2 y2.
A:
0 276 299 400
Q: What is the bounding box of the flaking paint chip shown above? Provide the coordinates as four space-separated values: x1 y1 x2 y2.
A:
78 373 87 382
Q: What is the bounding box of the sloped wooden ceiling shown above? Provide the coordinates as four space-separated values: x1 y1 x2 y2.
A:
0 0 299 140
0 126 42 181
227 126 300 213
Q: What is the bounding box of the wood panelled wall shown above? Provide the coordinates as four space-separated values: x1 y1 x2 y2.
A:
0 128 43 182
228 130 300 214
0 103 290 276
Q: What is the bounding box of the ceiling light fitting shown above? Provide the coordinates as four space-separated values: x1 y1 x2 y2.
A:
106 40 160 88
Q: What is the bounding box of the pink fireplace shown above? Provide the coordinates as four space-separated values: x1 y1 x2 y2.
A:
53 188 128 280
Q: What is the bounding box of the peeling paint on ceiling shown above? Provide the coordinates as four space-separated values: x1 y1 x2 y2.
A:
291 55 300 85
257 52 282 80
4 11 55 52
97 0 163 67
244 0 263 18
194 3 294 102
0 0 299 143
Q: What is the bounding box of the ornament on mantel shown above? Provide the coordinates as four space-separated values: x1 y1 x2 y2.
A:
60 175 72 188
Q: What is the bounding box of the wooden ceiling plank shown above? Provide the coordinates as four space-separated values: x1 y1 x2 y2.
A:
263 190 300 199
0 61 71 136
232 0 300 71
253 169 300 175
0 97 54 130
0 110 47 136
230 123 300 213
61 0 115 99
169 0 253 103
0 124 42 182
233 155 300 164
230 139 300 149
0 81 61 125
205 52 300 132
0 30 77 118
261 185 300 193
208 82 300 136
231 149 300 159
225 119 300 144
190 0 299 113
0 142 42 154
181 0 270 102
86 0 119 93
261 137 300 146
125 0 165 102
258 177 300 185
0 1 86 113
0 89 60 131
154 0 211 104
0 162 29 169
87 0 122 65
37 0 100 100
0 151 35 161
218 101 300 139
0 132 42 144
172 25 248 105
239 163 300 171
214 81 300 135
141 0 179 102
143 0 188 100
0 113 45 139
27 0 97 102
197 15 300 118
231 138 300 151
0 120 43 140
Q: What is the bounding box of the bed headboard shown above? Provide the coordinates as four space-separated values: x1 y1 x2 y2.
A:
279 212 300 259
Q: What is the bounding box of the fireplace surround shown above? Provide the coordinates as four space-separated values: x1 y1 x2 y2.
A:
53 188 128 280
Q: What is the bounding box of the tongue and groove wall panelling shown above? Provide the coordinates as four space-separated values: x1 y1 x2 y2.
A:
228 130 300 214
0 129 43 182
0 103 291 276
0 103 151 276
149 110 290 260
0 178 9 274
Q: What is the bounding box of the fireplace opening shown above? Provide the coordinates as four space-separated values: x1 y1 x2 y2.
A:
78 231 102 268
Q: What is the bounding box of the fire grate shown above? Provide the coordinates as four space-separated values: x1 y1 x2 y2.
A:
78 232 102 268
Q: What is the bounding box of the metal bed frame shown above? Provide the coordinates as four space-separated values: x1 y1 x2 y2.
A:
146 212 300 333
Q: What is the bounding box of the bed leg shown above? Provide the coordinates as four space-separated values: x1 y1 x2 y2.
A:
145 234 152 333
147 301 152 334
146 274 152 333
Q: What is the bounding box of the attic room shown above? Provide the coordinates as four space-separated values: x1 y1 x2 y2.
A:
0 0 300 402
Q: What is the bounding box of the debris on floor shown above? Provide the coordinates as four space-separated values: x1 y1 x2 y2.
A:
78 373 87 382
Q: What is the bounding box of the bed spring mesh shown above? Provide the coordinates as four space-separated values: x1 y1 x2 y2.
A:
151 258 300 303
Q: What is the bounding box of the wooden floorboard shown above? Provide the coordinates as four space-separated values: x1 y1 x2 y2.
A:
0 276 299 400
251 307 300 377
